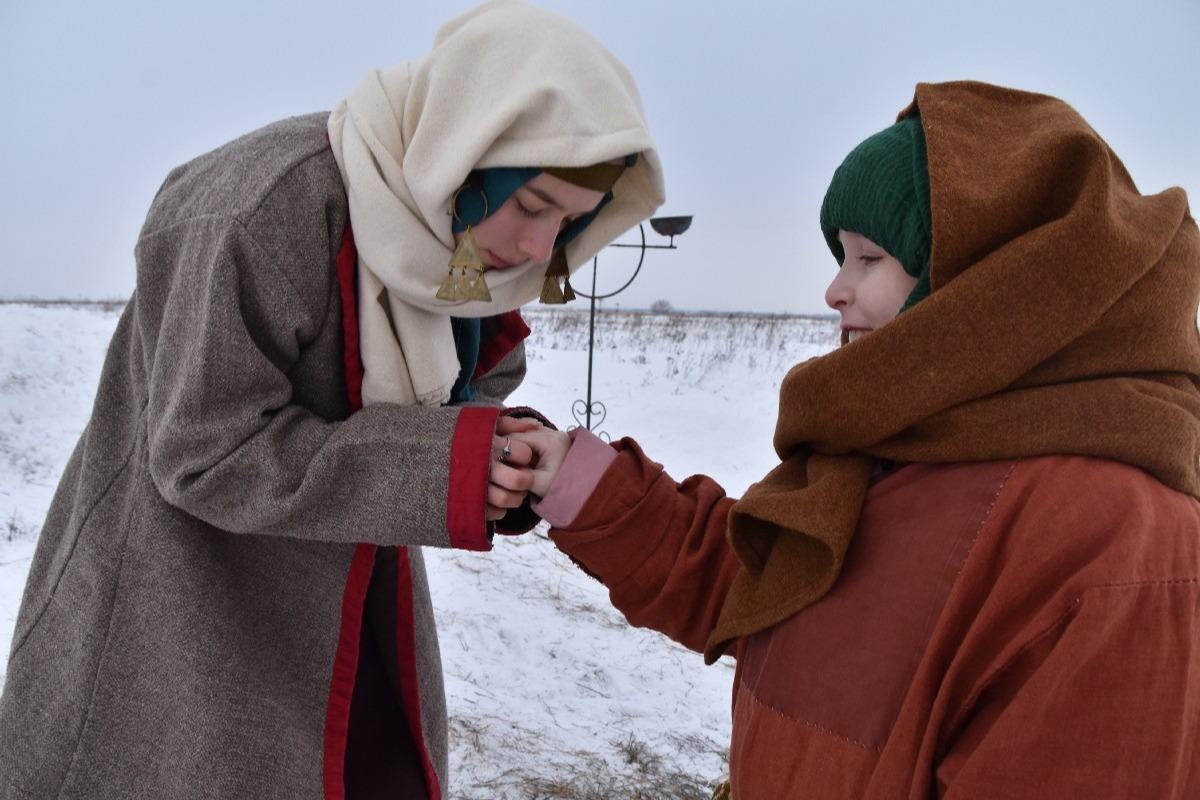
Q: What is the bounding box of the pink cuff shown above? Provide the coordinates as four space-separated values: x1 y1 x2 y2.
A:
531 428 618 528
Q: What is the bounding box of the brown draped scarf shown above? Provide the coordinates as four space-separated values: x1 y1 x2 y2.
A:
705 81 1200 662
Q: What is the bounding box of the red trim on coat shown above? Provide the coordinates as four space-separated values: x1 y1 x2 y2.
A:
447 406 500 551
324 223 376 799
328 224 441 799
472 310 531 380
322 543 378 800
396 548 443 798
335 224 363 411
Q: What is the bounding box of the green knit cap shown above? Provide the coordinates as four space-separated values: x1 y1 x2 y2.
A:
819 114 933 312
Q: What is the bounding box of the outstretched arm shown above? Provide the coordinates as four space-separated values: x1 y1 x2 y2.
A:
514 429 742 655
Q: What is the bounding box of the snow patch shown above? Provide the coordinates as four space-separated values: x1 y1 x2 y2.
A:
0 302 837 797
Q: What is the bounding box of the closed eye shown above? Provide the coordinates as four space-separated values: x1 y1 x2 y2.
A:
515 200 541 219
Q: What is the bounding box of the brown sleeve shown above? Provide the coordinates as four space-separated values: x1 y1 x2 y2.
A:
549 438 742 655
937 580 1200 797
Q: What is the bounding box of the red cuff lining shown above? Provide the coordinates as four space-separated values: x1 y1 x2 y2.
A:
472 310 531 380
447 406 499 551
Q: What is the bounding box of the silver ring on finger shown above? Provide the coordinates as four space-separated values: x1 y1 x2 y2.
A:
499 437 513 463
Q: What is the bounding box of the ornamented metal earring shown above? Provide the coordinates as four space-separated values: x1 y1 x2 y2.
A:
540 249 574 304
438 186 492 302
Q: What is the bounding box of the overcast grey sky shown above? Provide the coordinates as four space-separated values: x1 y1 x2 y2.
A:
2 0 1197 313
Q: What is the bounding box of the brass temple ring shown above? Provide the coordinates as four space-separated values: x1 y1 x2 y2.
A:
450 184 489 227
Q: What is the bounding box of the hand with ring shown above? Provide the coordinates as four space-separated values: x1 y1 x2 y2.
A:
486 416 540 521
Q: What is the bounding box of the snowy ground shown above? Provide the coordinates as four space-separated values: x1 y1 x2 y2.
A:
0 301 836 798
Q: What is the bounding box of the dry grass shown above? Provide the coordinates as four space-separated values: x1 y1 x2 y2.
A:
522 307 838 387
481 749 716 800
447 716 726 800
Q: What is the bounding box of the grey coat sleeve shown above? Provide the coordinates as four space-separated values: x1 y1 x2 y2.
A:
470 343 527 406
135 215 496 550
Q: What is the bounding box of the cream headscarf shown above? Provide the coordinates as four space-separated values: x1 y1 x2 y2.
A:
327 0 665 407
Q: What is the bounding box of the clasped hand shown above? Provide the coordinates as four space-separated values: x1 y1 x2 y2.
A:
487 417 571 522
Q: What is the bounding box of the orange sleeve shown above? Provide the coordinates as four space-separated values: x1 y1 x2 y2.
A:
549 438 742 655
937 579 1200 798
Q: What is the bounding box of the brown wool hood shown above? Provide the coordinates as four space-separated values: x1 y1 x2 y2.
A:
705 80 1200 662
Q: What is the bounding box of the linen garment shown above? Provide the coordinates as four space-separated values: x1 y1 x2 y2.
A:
327 0 664 408
0 114 523 800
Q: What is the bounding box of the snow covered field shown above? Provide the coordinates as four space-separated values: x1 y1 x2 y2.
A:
0 301 836 798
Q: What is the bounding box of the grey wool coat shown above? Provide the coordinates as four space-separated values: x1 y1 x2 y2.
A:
0 114 528 799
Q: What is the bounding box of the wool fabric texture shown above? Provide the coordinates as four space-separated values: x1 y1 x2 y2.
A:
327 0 664 407
704 80 1200 662
820 115 933 312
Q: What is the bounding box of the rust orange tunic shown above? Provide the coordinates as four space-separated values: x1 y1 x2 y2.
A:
551 442 1200 798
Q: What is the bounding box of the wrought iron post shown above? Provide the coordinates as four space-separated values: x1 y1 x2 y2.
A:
570 216 692 439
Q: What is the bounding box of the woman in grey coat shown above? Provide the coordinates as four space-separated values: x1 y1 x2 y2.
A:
0 2 664 798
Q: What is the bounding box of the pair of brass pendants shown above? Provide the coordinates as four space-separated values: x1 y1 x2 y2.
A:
435 190 573 304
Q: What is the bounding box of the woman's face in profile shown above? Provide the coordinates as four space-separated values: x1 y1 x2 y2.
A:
456 173 605 270
824 230 918 342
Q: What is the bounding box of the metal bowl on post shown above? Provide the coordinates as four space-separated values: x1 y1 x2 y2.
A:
649 216 693 244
